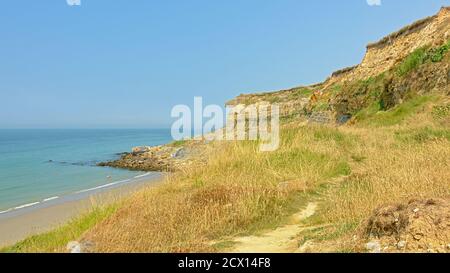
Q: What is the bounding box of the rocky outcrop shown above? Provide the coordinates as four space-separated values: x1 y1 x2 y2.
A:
98 142 207 172
227 86 316 119
131 146 152 153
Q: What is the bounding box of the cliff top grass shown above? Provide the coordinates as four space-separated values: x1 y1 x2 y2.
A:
366 6 449 50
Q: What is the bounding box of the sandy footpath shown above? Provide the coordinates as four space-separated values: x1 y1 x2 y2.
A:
0 175 164 248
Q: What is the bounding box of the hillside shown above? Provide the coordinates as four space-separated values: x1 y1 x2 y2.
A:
228 7 450 124
2 7 449 253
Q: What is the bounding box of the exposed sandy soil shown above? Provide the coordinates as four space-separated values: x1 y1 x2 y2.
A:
228 203 318 253
224 198 450 254
363 198 450 253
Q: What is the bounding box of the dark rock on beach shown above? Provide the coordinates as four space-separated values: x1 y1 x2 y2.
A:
97 142 207 172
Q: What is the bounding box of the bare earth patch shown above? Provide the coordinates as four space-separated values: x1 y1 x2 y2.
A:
227 203 317 253
363 198 450 253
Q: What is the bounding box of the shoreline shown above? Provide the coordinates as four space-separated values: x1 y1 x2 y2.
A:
0 172 165 248
0 172 160 219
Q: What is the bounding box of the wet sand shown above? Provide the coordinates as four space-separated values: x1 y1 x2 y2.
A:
0 174 164 248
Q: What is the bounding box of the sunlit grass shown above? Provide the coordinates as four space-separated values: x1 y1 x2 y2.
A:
355 95 437 127
4 93 449 253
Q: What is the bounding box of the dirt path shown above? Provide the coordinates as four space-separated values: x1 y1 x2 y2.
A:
228 203 318 253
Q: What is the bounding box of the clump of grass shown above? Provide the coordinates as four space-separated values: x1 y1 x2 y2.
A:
432 104 450 120
351 154 366 163
354 101 383 122
313 129 346 143
169 140 188 147
397 47 428 76
313 102 330 112
320 131 450 240
429 40 450 62
329 84 342 97
395 127 450 143
396 41 450 76
288 87 313 100
279 110 305 124
267 96 282 104
331 72 387 117
355 95 436 126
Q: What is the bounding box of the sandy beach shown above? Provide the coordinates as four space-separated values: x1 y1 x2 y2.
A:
0 173 164 248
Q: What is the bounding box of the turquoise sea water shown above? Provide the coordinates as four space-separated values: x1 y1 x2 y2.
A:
0 129 172 212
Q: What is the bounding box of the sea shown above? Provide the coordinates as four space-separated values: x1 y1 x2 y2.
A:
0 129 172 215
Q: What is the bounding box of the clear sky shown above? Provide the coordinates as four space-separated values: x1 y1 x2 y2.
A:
0 0 448 128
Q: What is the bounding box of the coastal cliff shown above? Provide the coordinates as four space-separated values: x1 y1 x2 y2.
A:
99 7 450 173
7 7 447 254
228 7 450 122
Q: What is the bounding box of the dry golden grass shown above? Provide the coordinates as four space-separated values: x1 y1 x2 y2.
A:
75 96 450 252
82 125 353 252
312 100 450 251
5 95 449 253
322 129 450 224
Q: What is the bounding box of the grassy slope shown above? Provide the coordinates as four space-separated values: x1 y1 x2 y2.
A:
3 42 450 254
4 93 449 253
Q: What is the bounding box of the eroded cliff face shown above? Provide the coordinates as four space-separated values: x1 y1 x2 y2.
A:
325 6 450 88
227 86 315 119
228 7 450 123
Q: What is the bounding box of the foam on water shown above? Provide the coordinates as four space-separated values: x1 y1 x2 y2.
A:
14 202 41 210
0 129 171 213
43 196 59 202
0 172 161 218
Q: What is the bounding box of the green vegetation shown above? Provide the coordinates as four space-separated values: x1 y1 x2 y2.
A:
354 74 386 102
169 140 188 147
395 127 450 143
312 101 330 112
211 240 237 250
397 47 429 76
429 40 450 62
397 40 450 76
279 110 304 124
288 87 313 100
267 96 282 104
313 128 347 143
355 95 437 126
323 41 448 120
432 104 450 120
353 101 383 121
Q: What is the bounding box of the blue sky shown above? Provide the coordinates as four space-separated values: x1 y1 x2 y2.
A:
0 0 448 128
